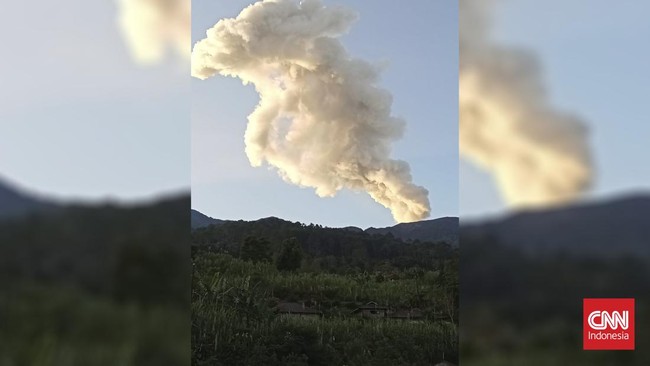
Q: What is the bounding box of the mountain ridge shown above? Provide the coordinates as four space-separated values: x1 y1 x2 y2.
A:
366 217 459 245
462 192 650 258
191 209 223 229
191 209 460 244
0 177 60 219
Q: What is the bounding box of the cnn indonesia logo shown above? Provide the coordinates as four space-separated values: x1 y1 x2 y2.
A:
583 298 635 350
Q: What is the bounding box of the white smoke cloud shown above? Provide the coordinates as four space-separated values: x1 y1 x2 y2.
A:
116 0 190 64
192 0 430 222
460 0 593 208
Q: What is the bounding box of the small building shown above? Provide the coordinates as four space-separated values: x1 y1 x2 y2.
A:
276 302 322 318
351 301 389 318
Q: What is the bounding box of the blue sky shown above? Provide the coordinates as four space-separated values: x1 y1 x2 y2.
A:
460 0 650 219
191 0 459 229
0 0 189 202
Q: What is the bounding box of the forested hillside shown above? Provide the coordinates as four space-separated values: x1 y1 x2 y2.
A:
193 216 455 273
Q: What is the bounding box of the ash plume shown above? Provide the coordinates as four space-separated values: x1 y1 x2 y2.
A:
116 0 190 64
460 0 593 208
192 0 430 222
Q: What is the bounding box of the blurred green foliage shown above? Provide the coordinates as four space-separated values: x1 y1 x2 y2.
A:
0 283 187 366
461 232 650 365
0 196 190 366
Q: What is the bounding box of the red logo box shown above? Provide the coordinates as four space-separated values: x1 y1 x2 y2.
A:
583 298 635 350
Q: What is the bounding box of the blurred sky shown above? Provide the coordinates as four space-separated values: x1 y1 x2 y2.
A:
0 0 190 202
460 0 650 220
191 0 458 229
7 0 643 226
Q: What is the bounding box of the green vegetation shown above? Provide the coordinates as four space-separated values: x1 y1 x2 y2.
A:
192 219 458 365
461 233 650 365
0 282 187 366
276 238 303 272
0 196 190 366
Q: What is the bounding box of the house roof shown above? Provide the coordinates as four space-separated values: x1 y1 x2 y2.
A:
352 306 389 311
359 302 388 309
276 302 322 315
351 302 389 313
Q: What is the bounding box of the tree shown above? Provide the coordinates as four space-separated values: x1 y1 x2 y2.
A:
240 236 272 263
276 237 303 271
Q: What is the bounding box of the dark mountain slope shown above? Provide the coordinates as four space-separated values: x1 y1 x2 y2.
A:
191 209 223 229
462 193 650 258
366 217 459 245
190 208 459 245
0 178 59 220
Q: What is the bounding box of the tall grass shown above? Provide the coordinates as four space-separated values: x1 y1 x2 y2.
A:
192 253 458 365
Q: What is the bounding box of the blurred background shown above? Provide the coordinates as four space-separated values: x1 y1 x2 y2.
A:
0 0 190 365
3 0 649 364
460 0 650 364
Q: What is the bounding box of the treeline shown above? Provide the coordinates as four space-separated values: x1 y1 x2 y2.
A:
0 196 189 306
192 217 455 273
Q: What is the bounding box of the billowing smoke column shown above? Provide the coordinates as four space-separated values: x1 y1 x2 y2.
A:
460 0 593 208
192 0 430 222
116 0 190 63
